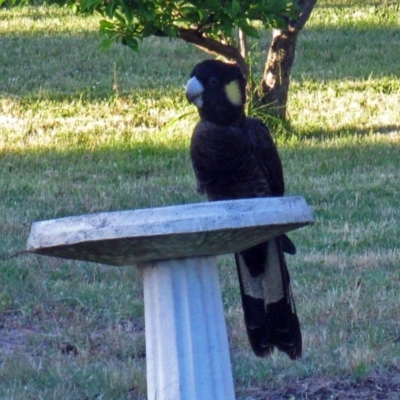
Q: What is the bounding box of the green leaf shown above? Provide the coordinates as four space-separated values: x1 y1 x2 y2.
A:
121 37 139 51
141 23 158 37
161 24 178 37
238 22 259 38
80 0 102 12
99 36 116 50
231 0 240 16
114 11 126 25
99 19 115 31
105 2 116 18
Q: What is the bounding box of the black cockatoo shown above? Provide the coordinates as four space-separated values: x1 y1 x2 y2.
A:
185 59 302 360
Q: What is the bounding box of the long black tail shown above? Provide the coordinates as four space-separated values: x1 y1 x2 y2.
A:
235 236 302 359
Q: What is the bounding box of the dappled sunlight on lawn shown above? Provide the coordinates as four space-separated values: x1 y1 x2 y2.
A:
1 1 400 398
0 5 100 35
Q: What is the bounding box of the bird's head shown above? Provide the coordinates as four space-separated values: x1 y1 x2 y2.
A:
185 59 246 126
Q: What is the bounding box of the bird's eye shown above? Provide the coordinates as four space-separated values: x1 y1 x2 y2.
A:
208 77 219 86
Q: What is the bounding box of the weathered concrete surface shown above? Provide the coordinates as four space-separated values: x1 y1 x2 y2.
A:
27 197 313 266
26 197 314 400
143 256 235 400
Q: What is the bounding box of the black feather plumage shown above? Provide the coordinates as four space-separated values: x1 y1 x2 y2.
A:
186 59 302 359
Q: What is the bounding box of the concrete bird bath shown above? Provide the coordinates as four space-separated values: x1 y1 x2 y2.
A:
27 196 313 400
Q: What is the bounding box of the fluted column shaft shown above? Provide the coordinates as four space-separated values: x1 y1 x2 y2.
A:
142 256 235 400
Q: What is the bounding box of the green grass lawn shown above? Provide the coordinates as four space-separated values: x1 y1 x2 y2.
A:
1 1 400 399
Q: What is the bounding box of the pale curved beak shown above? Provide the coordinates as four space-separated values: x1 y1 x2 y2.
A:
185 77 204 108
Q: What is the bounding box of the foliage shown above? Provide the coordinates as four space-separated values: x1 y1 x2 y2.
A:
46 0 296 51
0 0 41 8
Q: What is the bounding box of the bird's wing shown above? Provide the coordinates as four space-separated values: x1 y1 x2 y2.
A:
244 118 296 254
190 118 302 359
234 118 302 359
244 117 285 196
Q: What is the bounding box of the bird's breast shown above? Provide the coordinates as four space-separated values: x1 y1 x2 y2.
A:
190 124 271 200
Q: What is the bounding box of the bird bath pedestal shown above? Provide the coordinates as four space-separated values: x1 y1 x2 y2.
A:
27 197 313 400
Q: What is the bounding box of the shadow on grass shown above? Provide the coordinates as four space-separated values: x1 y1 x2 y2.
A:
317 0 399 8
0 144 197 220
0 6 399 104
262 115 399 143
292 124 400 142
0 31 201 102
2 134 399 278
293 27 400 87
1 130 398 227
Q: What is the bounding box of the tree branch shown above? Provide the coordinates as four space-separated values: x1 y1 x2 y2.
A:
177 28 249 77
238 28 248 60
288 0 318 33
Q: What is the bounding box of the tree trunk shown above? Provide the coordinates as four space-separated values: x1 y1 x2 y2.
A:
261 29 298 120
260 0 318 120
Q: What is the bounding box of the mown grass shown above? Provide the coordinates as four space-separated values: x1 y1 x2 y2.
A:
1 1 400 399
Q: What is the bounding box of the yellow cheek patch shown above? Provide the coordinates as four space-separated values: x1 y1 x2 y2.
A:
224 80 242 106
